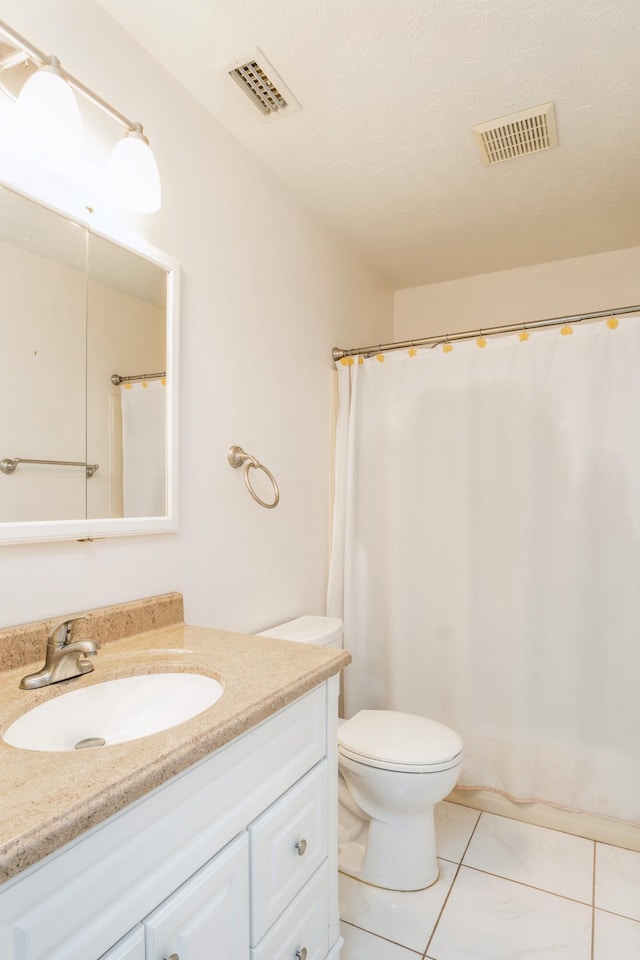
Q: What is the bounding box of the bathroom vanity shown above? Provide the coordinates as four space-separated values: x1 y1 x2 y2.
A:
0 596 349 960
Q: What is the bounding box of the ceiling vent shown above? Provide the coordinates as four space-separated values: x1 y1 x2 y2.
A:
472 102 558 166
228 50 301 119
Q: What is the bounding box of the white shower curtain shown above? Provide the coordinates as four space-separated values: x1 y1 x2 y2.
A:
328 318 640 824
121 380 167 517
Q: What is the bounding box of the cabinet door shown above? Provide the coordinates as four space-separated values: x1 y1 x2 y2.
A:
144 834 249 960
99 927 145 960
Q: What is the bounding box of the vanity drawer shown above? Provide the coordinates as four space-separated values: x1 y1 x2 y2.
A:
250 761 328 943
251 862 329 960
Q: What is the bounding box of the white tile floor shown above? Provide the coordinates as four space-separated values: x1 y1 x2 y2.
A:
340 802 640 960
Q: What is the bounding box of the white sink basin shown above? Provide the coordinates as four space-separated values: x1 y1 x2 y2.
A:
3 673 224 752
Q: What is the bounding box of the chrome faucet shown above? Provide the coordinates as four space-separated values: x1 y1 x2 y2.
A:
20 617 99 690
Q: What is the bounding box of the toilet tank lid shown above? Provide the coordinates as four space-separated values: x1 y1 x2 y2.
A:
338 710 463 766
257 615 343 646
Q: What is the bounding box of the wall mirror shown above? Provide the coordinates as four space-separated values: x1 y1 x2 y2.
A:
0 180 179 544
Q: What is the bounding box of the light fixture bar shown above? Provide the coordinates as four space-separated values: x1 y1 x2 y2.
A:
0 48 29 70
62 72 136 132
0 17 138 133
0 18 47 66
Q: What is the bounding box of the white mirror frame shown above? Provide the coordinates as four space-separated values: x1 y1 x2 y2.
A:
0 178 180 545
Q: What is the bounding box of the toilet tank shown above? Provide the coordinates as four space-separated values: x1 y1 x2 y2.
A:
257 615 343 649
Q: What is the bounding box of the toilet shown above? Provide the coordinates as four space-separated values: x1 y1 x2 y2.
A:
258 615 464 892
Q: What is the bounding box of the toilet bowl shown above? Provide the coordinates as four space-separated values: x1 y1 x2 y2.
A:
257 616 463 892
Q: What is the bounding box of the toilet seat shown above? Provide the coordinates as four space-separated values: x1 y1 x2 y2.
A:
338 710 463 774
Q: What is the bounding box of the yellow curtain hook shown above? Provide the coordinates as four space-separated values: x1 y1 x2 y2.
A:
607 315 619 329
476 330 487 349
443 337 453 354
519 324 529 342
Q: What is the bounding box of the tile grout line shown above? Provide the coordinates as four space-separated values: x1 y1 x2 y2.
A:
459 861 595 908
341 920 423 957
422 810 483 959
594 904 640 924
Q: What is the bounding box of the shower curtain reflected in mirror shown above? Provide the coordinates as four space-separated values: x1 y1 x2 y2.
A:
120 380 167 517
328 319 640 824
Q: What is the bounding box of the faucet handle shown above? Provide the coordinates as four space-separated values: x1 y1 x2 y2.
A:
48 616 86 647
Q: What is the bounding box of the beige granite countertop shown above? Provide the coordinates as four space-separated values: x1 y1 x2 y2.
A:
0 609 350 885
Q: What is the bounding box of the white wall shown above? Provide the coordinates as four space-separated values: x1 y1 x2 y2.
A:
394 247 640 340
0 0 392 631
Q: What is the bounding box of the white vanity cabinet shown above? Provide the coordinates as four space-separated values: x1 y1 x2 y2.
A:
0 678 341 960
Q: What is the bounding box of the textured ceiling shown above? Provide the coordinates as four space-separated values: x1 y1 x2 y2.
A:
97 0 640 289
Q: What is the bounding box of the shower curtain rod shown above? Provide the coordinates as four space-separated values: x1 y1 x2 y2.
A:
111 371 166 385
331 303 640 361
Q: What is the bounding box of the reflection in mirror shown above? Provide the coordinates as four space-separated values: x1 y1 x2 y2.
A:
0 184 88 522
86 235 167 519
0 180 178 542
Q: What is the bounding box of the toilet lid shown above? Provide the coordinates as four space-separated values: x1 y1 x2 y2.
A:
338 710 463 772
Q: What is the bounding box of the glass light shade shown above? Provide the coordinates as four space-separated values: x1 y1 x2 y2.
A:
15 58 82 161
108 127 161 213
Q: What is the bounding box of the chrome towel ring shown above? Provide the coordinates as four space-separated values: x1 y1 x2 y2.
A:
228 445 280 509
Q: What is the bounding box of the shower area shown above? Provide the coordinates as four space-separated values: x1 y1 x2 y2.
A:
328 310 640 830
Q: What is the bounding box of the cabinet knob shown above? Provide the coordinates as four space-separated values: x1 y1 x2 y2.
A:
296 949 308 960
295 838 307 856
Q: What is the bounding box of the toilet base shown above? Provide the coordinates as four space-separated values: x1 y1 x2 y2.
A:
338 837 440 891
337 755 463 891
337 796 441 891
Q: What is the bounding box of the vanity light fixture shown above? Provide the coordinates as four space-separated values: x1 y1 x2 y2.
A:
15 55 82 161
108 123 161 214
0 18 161 213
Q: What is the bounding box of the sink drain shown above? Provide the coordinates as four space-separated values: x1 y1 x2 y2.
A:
74 737 106 750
